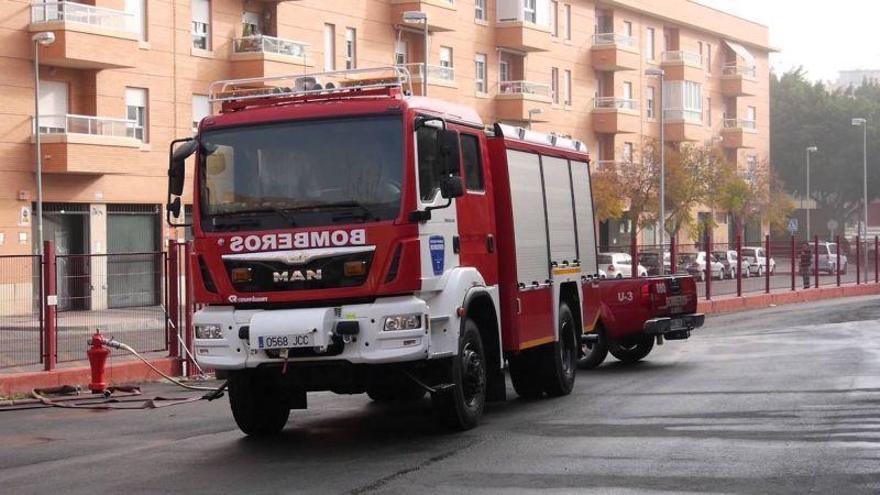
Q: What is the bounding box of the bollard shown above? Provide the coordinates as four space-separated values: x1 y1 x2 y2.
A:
765 234 771 294
836 235 841 287
736 234 742 297
814 235 819 289
857 235 861 285
87 330 110 394
705 230 713 301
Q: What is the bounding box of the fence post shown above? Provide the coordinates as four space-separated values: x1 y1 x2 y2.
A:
736 234 742 297
167 239 180 359
705 229 713 301
765 234 771 294
813 235 819 289
836 235 841 287
670 235 677 276
875 236 878 284
790 236 796 292
630 235 638 278
857 235 861 285
184 241 195 377
43 240 56 372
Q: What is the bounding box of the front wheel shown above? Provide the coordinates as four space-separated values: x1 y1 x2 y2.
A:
607 335 655 363
228 369 291 437
432 318 486 430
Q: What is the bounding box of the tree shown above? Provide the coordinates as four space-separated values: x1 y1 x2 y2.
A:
663 144 729 241
591 166 625 223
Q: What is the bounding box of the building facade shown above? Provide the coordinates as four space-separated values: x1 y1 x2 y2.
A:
1 0 771 259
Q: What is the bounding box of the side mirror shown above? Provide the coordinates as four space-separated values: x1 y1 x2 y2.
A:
167 138 197 226
439 129 461 175
440 175 464 199
168 196 182 218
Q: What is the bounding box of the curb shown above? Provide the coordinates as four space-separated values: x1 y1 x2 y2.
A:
697 283 880 315
0 358 181 397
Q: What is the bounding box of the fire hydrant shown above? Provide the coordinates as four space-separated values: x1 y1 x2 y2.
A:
87 330 110 394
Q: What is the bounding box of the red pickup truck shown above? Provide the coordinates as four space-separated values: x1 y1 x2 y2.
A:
580 275 704 368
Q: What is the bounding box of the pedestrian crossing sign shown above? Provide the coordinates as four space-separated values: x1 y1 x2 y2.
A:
787 218 798 234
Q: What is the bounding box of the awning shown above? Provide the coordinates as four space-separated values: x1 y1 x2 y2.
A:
723 40 755 66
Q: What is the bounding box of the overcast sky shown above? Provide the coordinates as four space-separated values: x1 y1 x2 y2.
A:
696 0 880 82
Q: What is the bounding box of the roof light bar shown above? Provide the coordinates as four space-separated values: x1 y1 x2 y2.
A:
496 123 587 153
208 66 414 103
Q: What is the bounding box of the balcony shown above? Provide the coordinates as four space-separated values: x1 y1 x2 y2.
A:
496 22 551 52
391 0 457 32
36 114 142 174
400 63 456 90
28 2 138 69
662 109 704 142
591 97 640 134
720 118 759 148
495 81 552 121
721 65 759 97
590 33 640 71
660 50 704 80
230 35 311 78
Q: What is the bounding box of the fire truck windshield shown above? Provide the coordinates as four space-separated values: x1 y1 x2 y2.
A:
199 115 403 232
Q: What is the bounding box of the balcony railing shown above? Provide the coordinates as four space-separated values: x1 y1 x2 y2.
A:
30 1 134 32
722 64 757 79
661 50 703 66
723 118 757 130
36 114 137 138
664 108 702 122
498 80 552 98
233 35 309 59
593 97 638 112
594 160 627 171
400 63 455 81
592 33 637 50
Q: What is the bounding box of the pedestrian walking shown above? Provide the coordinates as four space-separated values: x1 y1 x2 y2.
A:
799 242 812 289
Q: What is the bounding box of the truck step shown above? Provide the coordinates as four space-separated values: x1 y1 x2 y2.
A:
664 330 691 341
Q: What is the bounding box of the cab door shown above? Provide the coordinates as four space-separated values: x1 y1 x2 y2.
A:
455 131 498 285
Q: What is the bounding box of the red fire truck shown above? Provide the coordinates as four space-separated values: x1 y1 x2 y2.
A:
167 67 702 436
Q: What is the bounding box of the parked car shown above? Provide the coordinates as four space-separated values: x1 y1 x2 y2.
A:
814 242 848 274
714 250 750 279
685 251 725 281
741 246 776 276
599 252 648 278
598 268 608 279
639 251 669 276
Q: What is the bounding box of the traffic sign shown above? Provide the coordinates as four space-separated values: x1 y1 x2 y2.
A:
787 218 798 234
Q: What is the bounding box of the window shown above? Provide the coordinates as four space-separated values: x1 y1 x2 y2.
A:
564 4 571 40
623 21 632 37
500 60 510 82
417 125 443 201
323 23 335 71
38 80 68 133
551 67 559 104
564 69 572 106
345 28 356 69
706 43 712 73
475 0 486 21
475 53 487 93
125 87 148 142
440 46 453 71
191 94 210 132
698 41 703 61
241 11 261 36
646 27 655 60
395 39 408 65
623 142 634 162
663 80 703 122
524 0 537 23
747 106 757 124
623 81 633 101
550 0 558 37
191 0 210 49
125 0 147 41
646 86 655 119
706 97 712 126
461 134 484 191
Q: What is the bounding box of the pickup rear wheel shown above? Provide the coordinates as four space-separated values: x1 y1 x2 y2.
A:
432 318 486 430
228 369 290 437
607 335 655 363
579 327 608 369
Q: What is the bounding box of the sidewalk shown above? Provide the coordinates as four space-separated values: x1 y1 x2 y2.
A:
697 281 880 315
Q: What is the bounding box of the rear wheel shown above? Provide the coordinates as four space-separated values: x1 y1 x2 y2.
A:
228 369 290 436
432 319 486 430
542 304 577 397
607 335 655 363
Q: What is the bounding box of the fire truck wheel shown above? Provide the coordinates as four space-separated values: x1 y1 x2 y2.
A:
542 303 578 397
228 369 290 436
607 335 655 363
508 352 543 400
433 318 486 430
578 328 609 370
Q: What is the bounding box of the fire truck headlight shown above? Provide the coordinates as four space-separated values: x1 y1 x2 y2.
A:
195 324 224 339
383 314 422 331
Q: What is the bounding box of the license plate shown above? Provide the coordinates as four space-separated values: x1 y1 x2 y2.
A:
667 295 688 306
670 318 684 330
257 333 313 350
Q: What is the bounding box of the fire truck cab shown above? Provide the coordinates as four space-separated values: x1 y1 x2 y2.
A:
168 67 598 435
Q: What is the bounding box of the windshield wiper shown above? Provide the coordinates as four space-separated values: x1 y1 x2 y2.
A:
315 201 378 222
211 207 298 226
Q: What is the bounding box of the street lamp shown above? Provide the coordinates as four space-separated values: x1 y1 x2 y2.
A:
852 117 868 282
527 108 543 129
402 11 428 97
806 146 818 240
646 68 666 270
32 31 55 256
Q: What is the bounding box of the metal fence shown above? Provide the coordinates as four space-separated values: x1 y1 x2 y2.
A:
0 256 43 369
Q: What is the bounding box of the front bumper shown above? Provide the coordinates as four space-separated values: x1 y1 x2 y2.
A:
643 314 705 339
192 296 438 370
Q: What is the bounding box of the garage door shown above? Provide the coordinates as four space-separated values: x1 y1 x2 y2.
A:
107 205 161 308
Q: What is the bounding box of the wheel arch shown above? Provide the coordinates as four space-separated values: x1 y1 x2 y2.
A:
462 288 502 372
558 281 583 342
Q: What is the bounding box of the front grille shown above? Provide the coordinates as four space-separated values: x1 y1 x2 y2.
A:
225 251 374 292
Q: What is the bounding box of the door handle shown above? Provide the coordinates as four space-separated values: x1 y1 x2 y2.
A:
486 234 495 253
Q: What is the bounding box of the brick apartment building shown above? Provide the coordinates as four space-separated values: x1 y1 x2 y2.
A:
1 0 771 259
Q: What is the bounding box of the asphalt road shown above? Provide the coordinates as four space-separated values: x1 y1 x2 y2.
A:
2 296 880 494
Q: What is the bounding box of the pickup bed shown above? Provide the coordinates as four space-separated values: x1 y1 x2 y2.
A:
579 275 704 368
